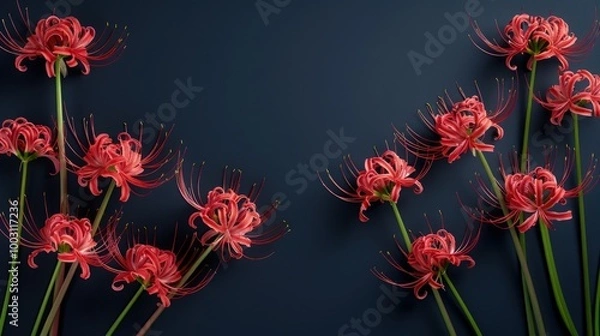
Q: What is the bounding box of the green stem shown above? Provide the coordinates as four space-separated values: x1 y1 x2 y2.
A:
442 273 482 336
178 244 215 287
520 59 537 171
50 264 64 336
518 59 537 336
432 288 457 336
573 114 593 336
39 262 77 336
539 221 578 335
0 161 28 334
16 163 28 240
51 55 67 336
477 150 546 335
92 180 116 234
522 269 535 336
389 201 412 253
387 202 461 335
40 183 115 336
55 58 67 214
519 214 534 335
30 262 61 336
517 61 537 332
136 243 216 336
106 285 145 336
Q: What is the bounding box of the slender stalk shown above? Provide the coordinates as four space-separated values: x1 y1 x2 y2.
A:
519 59 538 336
573 114 593 336
387 203 459 335
51 265 63 336
0 161 28 334
520 213 534 335
92 181 116 234
40 183 115 336
539 222 578 335
432 288 457 336
389 201 412 253
520 59 537 171
106 285 146 336
477 150 546 335
39 262 77 336
136 243 216 336
15 163 27 240
508 225 546 335
52 57 67 336
30 262 61 336
442 273 482 336
523 275 535 336
55 58 67 214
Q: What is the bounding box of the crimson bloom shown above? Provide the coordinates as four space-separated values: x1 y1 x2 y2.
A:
4 209 102 279
471 14 599 71
0 117 58 170
472 149 595 233
319 148 430 222
177 162 288 261
395 82 516 164
68 116 177 202
0 4 127 77
97 215 215 307
372 222 478 300
537 69 600 125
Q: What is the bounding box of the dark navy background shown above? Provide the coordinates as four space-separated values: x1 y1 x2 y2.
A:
0 0 599 335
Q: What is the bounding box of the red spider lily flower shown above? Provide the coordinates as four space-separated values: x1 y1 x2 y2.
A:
0 4 127 77
471 14 599 71
176 162 288 261
395 81 516 164
1 206 103 279
472 14 545 71
537 69 600 125
372 221 478 299
0 117 58 170
67 116 177 202
97 215 215 307
319 148 430 222
472 149 596 232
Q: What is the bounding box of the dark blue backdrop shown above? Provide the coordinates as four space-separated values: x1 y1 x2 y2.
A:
0 0 599 335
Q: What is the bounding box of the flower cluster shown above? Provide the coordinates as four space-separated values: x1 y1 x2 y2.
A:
0 7 127 77
0 3 287 335
16 212 101 279
473 150 595 233
98 215 215 308
0 117 58 169
373 227 477 299
395 82 516 164
320 10 600 336
68 117 177 202
319 149 429 222
177 163 288 261
472 13 599 71
537 69 600 125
